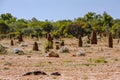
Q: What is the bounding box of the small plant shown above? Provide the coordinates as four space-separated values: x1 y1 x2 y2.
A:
88 58 108 63
81 63 96 66
0 44 7 54
52 76 57 79
44 41 53 51
4 62 12 66
48 61 52 64
34 62 44 67
3 67 10 70
114 58 119 61
63 59 74 63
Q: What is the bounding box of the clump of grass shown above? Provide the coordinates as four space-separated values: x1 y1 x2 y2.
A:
81 63 96 66
0 44 7 54
4 62 12 66
3 67 10 70
44 41 53 51
52 76 57 79
48 61 52 64
63 59 74 63
114 58 119 61
88 58 108 63
34 62 44 67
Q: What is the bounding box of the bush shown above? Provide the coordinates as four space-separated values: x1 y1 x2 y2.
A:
51 31 60 39
22 28 34 36
0 44 7 54
44 41 53 51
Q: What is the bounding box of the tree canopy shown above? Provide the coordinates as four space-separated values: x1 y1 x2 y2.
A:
0 12 119 38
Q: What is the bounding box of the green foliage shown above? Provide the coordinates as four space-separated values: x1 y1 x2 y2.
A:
44 41 53 51
42 22 53 32
0 44 7 54
0 12 119 38
22 28 34 36
112 22 120 38
0 21 9 34
51 31 60 38
67 23 82 38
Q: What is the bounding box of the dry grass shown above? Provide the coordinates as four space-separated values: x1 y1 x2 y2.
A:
0 38 119 80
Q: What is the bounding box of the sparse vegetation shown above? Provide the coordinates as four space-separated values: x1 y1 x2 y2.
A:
4 62 12 66
0 44 7 54
44 40 53 51
63 59 74 63
0 12 119 80
88 58 108 63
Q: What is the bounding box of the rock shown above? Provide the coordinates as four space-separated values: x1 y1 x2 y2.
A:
1 44 9 49
23 71 47 76
51 72 61 76
12 48 24 55
19 43 28 47
22 72 33 76
76 50 86 56
27 55 31 58
97 35 101 39
83 44 91 47
46 51 59 57
82 36 90 44
59 46 69 53
33 71 47 75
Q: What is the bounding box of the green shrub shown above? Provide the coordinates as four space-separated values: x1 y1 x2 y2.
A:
0 44 7 54
88 58 108 63
44 41 53 51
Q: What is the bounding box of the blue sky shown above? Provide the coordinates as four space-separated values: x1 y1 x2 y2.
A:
0 0 120 21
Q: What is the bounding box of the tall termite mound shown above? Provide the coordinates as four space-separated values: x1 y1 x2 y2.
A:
108 32 113 48
78 35 82 47
33 42 39 51
11 39 14 46
18 33 23 42
91 30 97 44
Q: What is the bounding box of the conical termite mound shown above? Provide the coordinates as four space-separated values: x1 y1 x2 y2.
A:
108 32 113 48
78 35 82 47
91 30 97 44
11 39 14 46
33 42 39 51
18 33 23 42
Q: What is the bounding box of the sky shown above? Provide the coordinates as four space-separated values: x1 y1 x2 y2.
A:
0 0 120 21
